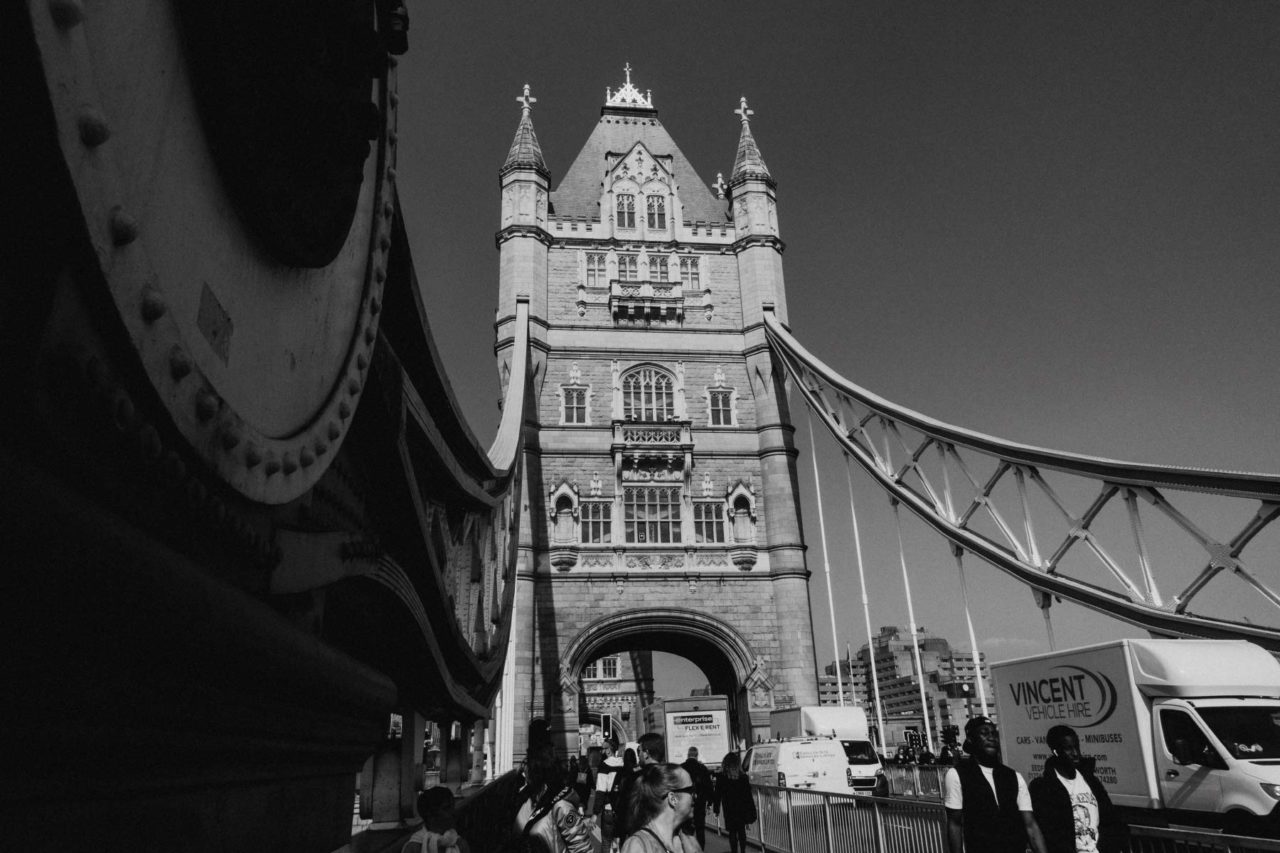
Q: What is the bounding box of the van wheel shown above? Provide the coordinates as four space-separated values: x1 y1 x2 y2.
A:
1223 811 1261 838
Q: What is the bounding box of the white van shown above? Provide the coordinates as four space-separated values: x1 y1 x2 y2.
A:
743 738 854 795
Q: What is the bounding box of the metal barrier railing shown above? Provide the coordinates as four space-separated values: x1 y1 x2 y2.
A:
705 784 1280 853
882 765 949 800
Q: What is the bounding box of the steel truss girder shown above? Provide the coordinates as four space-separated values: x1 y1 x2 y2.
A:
764 310 1280 652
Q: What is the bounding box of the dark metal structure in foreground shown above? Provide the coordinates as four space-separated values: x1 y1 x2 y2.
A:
3 3 528 850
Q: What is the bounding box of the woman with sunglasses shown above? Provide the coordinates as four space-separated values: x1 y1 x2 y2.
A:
620 763 703 853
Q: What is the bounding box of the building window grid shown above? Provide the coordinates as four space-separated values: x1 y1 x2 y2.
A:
618 254 638 281
679 257 700 289
694 501 726 543
622 368 674 421
709 389 733 426
624 486 682 544
580 501 612 544
586 253 606 288
653 257 669 282
617 195 636 229
583 661 598 679
562 387 588 424
602 657 619 679
647 196 666 230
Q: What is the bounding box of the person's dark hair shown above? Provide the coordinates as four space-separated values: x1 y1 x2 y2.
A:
416 785 453 820
638 732 665 763
627 762 682 833
721 752 741 776
622 747 637 769
1046 724 1076 752
524 742 562 800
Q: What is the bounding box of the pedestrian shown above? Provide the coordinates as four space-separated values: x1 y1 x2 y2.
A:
711 752 756 853
620 763 703 853
402 786 470 853
616 733 664 843
943 715 1049 853
607 747 639 847
1029 724 1129 853
511 743 593 853
680 747 713 847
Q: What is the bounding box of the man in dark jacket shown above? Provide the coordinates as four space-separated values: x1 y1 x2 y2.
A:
1029 724 1128 853
943 715 1049 853
680 747 713 847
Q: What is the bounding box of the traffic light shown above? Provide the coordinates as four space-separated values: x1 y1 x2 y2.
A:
905 730 922 749
942 725 960 747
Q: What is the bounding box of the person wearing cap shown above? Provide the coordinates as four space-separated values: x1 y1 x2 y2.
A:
944 715 1049 853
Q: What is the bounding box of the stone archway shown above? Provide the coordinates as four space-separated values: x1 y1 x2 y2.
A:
560 607 776 747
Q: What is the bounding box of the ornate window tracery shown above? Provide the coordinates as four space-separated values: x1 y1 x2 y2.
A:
622 367 675 422
647 195 666 230
617 194 636 229
618 254 638 281
624 486 681 543
581 501 612 544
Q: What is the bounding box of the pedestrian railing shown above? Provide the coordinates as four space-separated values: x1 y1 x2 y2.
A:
705 784 1280 853
882 764 949 799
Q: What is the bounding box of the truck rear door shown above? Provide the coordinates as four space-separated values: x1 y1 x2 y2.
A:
1154 705 1224 815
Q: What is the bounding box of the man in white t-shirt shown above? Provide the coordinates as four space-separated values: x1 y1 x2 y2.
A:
1029 724 1128 853
943 715 1049 853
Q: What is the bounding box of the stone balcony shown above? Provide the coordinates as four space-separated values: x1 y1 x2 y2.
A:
609 279 684 324
611 420 693 483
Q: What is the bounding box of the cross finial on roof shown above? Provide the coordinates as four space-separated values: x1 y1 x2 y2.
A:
735 96 754 125
517 83 536 116
624 62 632 84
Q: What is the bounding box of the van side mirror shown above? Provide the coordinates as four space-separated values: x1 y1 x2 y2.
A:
1171 738 1196 766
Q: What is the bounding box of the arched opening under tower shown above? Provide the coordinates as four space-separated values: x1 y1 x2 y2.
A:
561 608 765 756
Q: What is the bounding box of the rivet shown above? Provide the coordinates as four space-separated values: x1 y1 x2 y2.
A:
388 55 398 68
83 355 109 392
369 296 380 315
389 92 399 107
388 130 397 145
281 452 298 474
338 401 352 420
387 166 397 181
220 426 242 450
169 345 191 380
327 422 342 441
162 450 185 481
314 439 328 456
49 0 84 28
109 206 138 246
379 234 391 251
245 444 262 468
364 325 376 344
383 201 394 219
141 287 166 323
374 267 385 283
136 424 162 461
195 390 218 422
356 352 368 370
264 456 281 476
111 392 136 432
300 447 315 468
78 110 109 147
347 377 361 395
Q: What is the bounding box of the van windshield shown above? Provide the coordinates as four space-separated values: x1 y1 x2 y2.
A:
842 740 879 765
1197 706 1280 760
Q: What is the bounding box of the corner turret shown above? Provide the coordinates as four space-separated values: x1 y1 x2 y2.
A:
728 97 786 325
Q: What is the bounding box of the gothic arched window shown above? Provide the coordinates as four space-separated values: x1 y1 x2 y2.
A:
617 194 636 229
622 366 675 422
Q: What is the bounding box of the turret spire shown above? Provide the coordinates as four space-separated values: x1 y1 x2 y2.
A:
502 82 549 178
730 96 773 186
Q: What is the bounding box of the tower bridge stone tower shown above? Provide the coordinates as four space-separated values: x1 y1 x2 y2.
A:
495 70 817 758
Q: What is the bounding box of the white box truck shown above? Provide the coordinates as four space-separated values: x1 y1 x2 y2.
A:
992 639 1280 836
770 706 886 794
641 696 732 768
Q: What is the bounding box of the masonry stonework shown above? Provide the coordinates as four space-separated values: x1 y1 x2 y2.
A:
496 72 818 759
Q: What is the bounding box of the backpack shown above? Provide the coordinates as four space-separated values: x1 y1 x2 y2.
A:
496 786 569 853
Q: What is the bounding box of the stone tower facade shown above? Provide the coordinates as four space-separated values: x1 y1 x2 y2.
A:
495 70 817 759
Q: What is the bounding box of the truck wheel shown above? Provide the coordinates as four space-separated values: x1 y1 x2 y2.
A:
1223 811 1261 838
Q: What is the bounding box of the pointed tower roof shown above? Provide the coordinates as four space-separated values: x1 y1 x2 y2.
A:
551 66 726 223
502 83 550 179
729 96 774 187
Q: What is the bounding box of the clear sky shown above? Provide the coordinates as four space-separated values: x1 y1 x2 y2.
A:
394 2 1280 696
